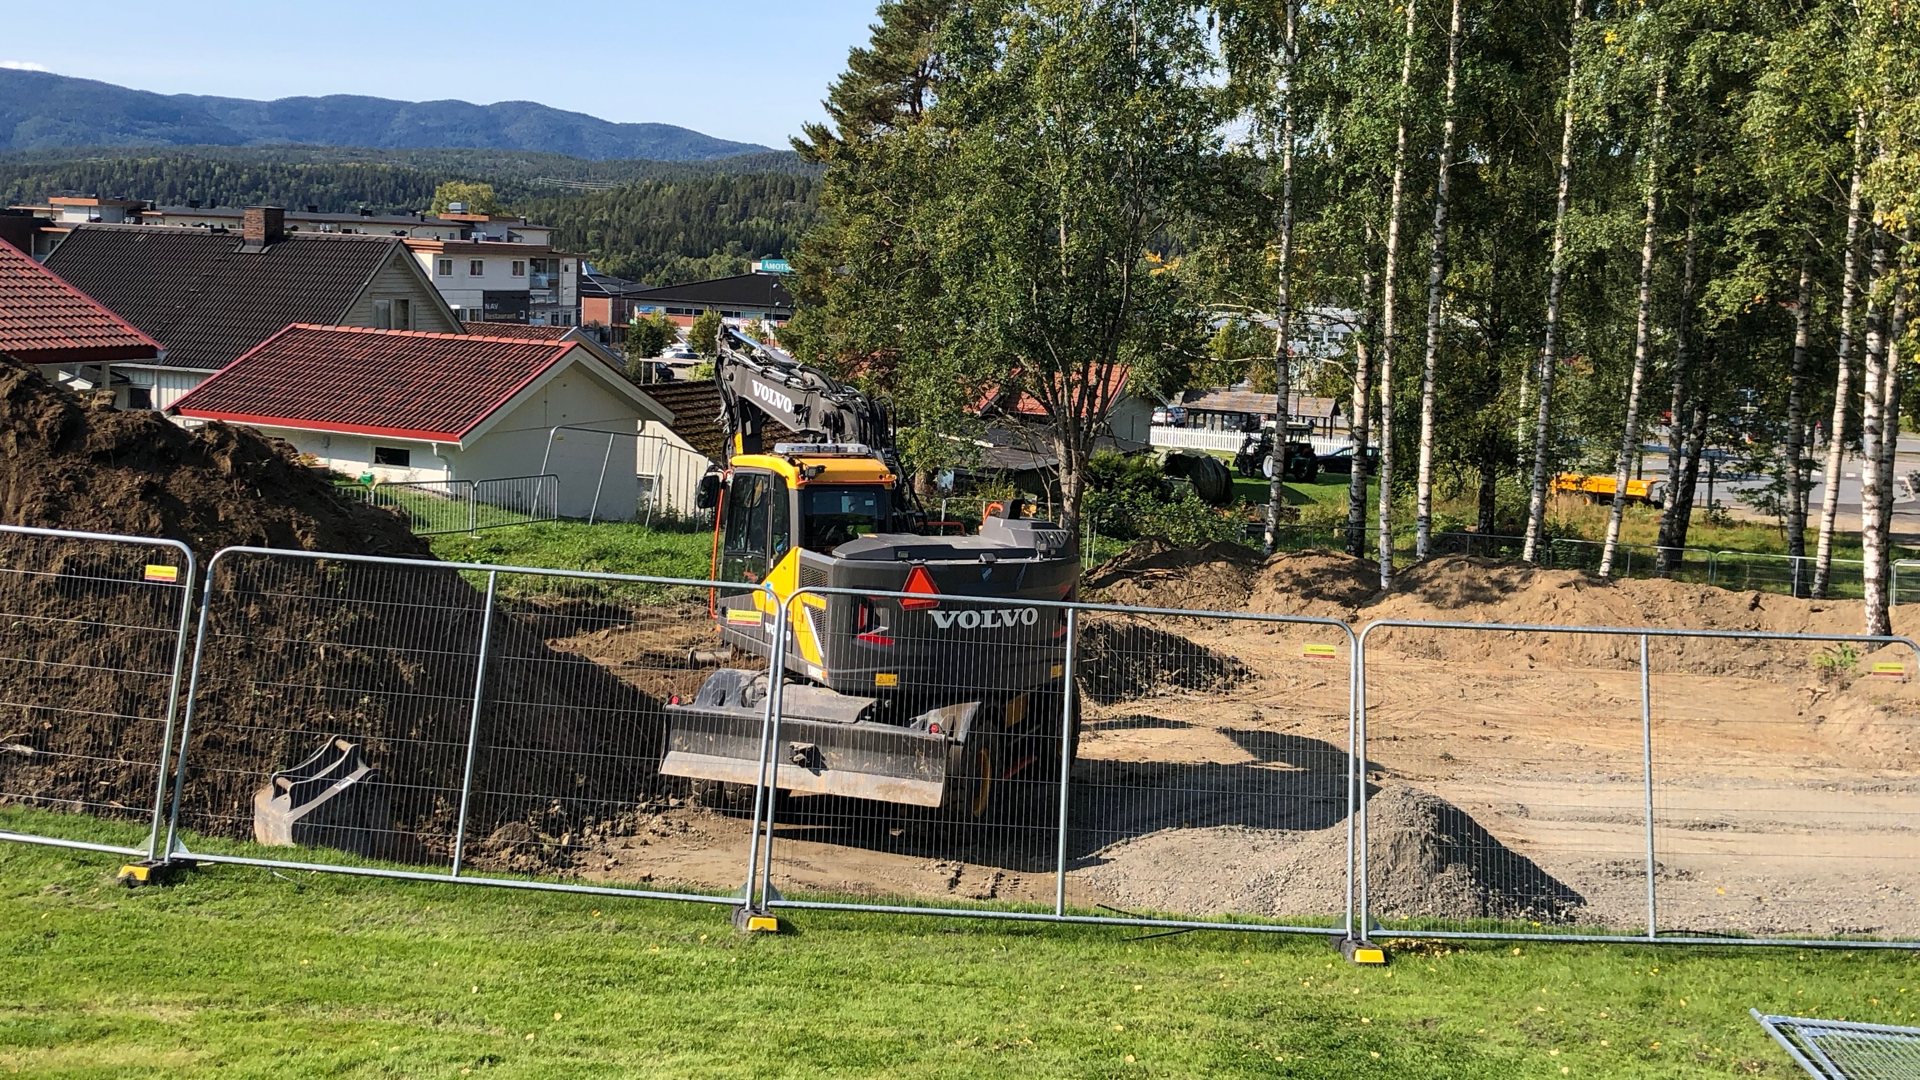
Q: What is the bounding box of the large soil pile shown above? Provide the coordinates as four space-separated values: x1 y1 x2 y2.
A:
0 362 679 861
0 360 426 555
1083 540 1264 610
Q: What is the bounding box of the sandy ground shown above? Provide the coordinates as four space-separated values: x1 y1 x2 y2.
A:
548 574 1920 939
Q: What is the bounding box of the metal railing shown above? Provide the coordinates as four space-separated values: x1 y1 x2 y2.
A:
1754 1011 1920 1078
334 475 559 535
0 524 195 860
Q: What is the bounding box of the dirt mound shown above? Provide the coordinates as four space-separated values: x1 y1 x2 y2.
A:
1247 550 1381 619
1077 783 1582 924
1082 539 1263 610
1076 615 1254 704
1361 786 1583 924
0 360 426 555
1365 555 1892 677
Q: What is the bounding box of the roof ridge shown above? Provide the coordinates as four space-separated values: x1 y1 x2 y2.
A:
286 323 569 348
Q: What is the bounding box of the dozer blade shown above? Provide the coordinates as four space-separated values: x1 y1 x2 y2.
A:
253 736 392 857
663 704 952 807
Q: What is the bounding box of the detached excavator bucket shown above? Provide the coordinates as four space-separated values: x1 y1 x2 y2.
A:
253 736 392 857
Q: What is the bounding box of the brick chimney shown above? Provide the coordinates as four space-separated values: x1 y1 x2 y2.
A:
240 206 285 249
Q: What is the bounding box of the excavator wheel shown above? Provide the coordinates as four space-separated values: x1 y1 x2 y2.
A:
934 687 1077 841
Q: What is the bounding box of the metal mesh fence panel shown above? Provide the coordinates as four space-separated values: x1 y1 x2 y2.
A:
335 479 474 535
1357 621 1649 940
1357 619 1920 947
471 475 559 531
1755 1012 1920 1079
1713 552 1866 599
1649 635 1920 944
0 526 194 858
756 589 1356 933
460 566 769 902
165 547 771 906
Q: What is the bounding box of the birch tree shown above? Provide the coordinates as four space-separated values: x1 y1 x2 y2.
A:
1413 0 1463 560
1813 116 1870 598
1522 0 1584 565
1600 75 1666 578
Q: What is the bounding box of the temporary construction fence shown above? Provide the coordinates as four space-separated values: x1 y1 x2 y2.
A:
0 524 195 861
4 527 1920 953
159 546 780 909
1753 1011 1920 1078
751 587 1360 936
541 425 716 525
1356 619 1920 947
333 475 560 535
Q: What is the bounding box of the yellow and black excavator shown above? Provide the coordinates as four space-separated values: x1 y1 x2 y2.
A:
661 328 1082 823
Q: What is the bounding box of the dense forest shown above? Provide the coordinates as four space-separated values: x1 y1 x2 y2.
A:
519 172 818 283
1 145 819 284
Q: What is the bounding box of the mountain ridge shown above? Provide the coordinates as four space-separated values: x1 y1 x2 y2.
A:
0 70 769 161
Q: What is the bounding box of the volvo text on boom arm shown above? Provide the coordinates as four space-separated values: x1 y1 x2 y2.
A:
660 327 1083 826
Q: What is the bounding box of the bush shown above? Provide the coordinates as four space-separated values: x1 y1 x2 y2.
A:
1080 449 1250 547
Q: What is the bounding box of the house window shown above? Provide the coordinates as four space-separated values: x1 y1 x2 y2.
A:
392 298 411 330
373 446 412 467
437 258 453 276
469 259 485 276
511 260 525 276
125 386 153 410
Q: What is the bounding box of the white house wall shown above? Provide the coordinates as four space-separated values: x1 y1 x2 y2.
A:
637 420 713 518
454 367 641 520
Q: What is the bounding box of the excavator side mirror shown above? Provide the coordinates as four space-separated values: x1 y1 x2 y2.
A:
695 473 723 510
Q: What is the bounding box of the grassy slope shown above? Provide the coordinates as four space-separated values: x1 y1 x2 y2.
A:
428 522 713 581
4 828 1917 1078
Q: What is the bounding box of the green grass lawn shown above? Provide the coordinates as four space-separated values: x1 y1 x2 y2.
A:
428 521 713 582
3 819 1917 1078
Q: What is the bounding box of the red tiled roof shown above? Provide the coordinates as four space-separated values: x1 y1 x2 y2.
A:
0 238 160 365
458 320 572 340
169 324 588 443
976 364 1135 419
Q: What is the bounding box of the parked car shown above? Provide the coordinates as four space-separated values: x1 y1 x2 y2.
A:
665 345 699 361
1315 445 1380 476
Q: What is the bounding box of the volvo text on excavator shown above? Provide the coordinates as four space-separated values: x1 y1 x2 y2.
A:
660 328 1082 824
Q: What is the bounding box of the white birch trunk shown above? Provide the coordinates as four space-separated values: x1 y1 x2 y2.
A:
1264 0 1299 556
1600 76 1664 578
1522 0 1585 564
1414 0 1464 560
1375 0 1419 588
1813 114 1870 598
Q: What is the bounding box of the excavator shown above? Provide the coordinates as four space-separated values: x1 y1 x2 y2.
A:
660 328 1082 824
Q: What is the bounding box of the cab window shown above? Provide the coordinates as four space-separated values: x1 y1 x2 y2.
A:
723 473 770 556
768 475 792 562
802 485 888 551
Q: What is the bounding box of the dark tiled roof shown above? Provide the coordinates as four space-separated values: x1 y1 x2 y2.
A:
0 238 161 365
43 225 406 371
637 376 797 463
170 324 590 442
626 272 793 312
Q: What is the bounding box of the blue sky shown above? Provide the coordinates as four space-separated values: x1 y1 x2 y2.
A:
0 1 883 148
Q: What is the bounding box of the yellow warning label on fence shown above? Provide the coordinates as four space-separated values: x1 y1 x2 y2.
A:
874 673 900 688
1871 662 1907 679
1302 643 1338 660
724 608 762 626
142 565 179 584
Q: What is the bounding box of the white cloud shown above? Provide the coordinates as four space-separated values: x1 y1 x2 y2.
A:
0 60 51 72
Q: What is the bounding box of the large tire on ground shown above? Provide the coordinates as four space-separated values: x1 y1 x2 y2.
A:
1288 452 1319 484
1184 453 1235 506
